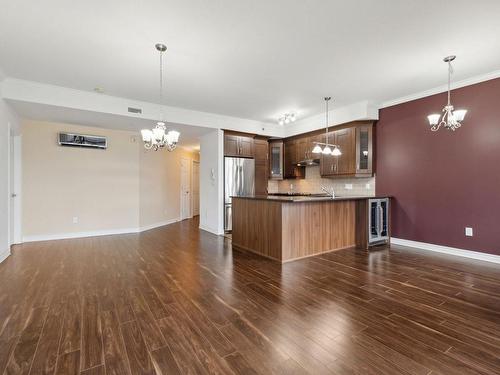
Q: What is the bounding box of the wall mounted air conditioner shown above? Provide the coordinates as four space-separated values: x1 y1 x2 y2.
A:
58 133 107 149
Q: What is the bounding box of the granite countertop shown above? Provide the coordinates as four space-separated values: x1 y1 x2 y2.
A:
232 195 390 203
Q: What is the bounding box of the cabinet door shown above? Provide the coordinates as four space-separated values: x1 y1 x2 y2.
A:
284 140 296 178
356 125 373 176
296 136 309 161
254 139 268 162
238 136 254 157
334 127 356 175
255 160 268 195
269 141 283 179
319 132 335 176
224 134 240 157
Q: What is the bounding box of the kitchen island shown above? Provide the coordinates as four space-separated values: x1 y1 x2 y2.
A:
232 195 390 262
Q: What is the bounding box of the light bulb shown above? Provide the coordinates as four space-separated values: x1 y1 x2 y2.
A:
278 118 284 126
290 114 296 122
331 146 342 156
322 145 332 155
285 117 290 124
312 144 323 154
427 114 440 126
453 109 467 122
152 126 165 141
167 130 180 143
141 129 153 142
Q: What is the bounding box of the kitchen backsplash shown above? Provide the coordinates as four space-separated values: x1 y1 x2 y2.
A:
267 166 375 196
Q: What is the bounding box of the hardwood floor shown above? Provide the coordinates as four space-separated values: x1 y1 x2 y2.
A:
1 218 500 374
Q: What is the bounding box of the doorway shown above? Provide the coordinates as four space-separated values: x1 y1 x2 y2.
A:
192 160 200 216
180 157 191 220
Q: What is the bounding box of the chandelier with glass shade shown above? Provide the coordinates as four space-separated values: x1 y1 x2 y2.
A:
311 97 342 156
141 44 180 151
427 55 467 132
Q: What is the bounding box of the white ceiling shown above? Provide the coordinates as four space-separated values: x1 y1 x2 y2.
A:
8 101 211 150
1 0 500 124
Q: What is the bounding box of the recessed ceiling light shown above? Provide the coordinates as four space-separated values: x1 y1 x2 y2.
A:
94 87 104 94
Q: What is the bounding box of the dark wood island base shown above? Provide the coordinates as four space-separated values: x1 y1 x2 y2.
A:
232 196 389 262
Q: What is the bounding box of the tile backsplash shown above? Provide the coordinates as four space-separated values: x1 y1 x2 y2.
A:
267 166 375 196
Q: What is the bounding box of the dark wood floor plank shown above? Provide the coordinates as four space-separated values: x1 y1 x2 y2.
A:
2 218 500 375
54 350 80 375
101 309 131 375
150 345 182 375
120 321 155 375
4 306 48 375
59 295 81 355
80 294 103 371
29 301 65 375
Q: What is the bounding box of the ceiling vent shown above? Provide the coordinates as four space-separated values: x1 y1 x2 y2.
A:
128 107 142 114
58 133 107 149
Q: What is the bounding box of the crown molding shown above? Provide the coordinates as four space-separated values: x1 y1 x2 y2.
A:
380 69 500 109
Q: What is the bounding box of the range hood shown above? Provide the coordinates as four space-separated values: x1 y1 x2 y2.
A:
296 158 320 167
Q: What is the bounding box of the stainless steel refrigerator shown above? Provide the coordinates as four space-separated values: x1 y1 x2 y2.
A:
224 157 255 232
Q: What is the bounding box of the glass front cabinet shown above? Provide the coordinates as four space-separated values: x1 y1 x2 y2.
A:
355 124 373 176
269 140 284 180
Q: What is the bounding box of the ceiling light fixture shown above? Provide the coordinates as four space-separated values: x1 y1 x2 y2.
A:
427 55 467 132
141 43 180 151
278 113 296 125
311 97 342 156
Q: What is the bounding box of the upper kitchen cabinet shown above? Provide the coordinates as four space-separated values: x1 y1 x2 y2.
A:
320 122 374 178
224 132 255 157
284 139 305 179
269 140 284 180
355 124 373 176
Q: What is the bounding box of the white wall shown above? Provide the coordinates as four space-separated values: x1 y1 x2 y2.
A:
199 129 224 235
20 120 199 241
0 97 20 263
139 146 199 229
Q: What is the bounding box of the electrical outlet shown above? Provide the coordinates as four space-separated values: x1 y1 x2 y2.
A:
365 183 371 189
72 216 79 224
465 227 473 237
345 184 353 190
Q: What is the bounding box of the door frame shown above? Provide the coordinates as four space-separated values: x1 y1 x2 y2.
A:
179 157 191 220
191 160 200 217
11 134 22 244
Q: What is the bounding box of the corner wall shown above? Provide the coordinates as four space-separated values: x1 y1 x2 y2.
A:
0 97 20 263
376 78 500 256
199 129 224 235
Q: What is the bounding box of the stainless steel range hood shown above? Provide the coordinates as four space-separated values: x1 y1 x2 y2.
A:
296 158 320 167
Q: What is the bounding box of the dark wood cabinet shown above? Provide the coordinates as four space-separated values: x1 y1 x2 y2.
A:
284 140 305 179
269 141 284 180
319 123 373 177
355 124 373 176
254 138 269 195
224 133 254 157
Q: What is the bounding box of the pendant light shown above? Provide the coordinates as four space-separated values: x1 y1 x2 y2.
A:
141 44 180 151
427 55 467 131
311 97 342 156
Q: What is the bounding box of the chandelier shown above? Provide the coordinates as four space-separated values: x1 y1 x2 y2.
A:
312 97 342 156
278 113 296 125
427 55 467 132
141 43 180 151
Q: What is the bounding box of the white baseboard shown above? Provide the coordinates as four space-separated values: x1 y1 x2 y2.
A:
0 249 10 264
199 224 223 236
391 237 500 265
22 218 181 243
138 218 180 232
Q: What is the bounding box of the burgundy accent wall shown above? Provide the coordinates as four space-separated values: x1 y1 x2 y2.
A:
376 78 500 256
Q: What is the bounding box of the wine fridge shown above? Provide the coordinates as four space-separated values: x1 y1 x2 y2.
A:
368 198 390 245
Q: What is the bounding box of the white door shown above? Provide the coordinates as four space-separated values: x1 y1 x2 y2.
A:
11 136 22 244
192 161 200 216
180 158 191 220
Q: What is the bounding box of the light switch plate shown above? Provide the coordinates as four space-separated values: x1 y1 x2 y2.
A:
365 183 371 189
465 227 473 237
345 184 353 190
72 216 79 224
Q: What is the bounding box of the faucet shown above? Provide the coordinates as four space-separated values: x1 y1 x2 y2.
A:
321 185 335 199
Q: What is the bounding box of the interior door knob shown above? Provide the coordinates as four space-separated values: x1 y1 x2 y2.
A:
11 193 17 198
